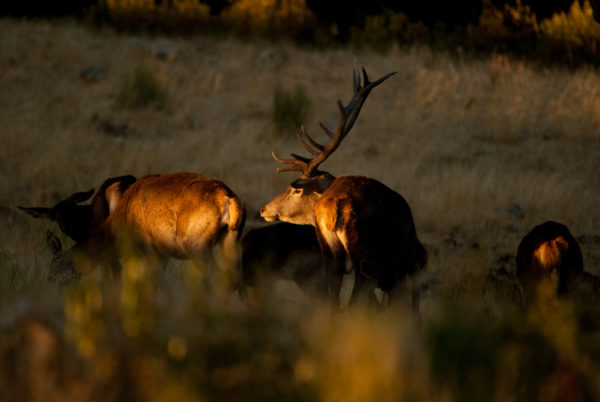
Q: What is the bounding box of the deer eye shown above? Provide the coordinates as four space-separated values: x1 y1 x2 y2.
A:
292 188 302 195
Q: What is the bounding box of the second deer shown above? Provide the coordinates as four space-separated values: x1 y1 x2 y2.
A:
22 173 246 294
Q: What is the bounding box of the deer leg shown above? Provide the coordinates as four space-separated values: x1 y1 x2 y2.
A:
315 227 346 305
339 254 356 308
155 255 174 297
321 250 345 305
212 230 245 299
373 288 389 306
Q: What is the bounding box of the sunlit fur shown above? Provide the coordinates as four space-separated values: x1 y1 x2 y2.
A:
89 172 246 290
532 236 569 272
100 173 244 258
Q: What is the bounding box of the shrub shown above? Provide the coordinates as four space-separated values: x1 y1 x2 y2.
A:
272 85 312 133
93 0 211 33
351 10 429 49
539 0 600 63
220 0 316 37
117 65 167 109
470 0 540 54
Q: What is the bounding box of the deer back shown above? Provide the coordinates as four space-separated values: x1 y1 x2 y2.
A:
101 172 245 259
90 175 137 228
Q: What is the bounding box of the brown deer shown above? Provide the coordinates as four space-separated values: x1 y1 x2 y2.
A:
24 173 246 293
18 175 137 243
79 172 246 292
242 222 324 299
260 67 426 307
517 221 600 305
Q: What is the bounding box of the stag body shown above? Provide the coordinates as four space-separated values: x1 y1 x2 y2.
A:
261 67 426 307
262 174 425 306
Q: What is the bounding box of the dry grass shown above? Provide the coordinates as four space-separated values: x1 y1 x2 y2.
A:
1 18 600 401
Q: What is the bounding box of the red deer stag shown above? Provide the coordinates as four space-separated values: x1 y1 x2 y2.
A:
18 175 137 244
260 67 426 307
517 221 600 305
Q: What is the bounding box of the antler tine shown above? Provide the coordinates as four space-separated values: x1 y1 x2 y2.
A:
276 166 304 173
271 151 306 173
352 65 361 92
299 126 325 153
341 69 396 135
319 122 335 138
297 132 320 156
290 153 311 163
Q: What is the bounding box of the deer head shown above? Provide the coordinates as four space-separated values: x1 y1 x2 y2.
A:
261 67 395 226
18 175 137 245
19 189 95 243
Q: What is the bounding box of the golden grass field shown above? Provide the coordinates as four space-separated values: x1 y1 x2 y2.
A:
1 17 600 401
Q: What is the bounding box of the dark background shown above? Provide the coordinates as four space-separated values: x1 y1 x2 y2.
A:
0 0 585 23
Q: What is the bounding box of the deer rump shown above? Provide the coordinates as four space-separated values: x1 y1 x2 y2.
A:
102 172 245 260
516 221 583 298
315 176 426 295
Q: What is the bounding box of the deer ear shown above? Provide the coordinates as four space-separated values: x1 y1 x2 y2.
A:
46 230 63 255
18 206 51 219
65 189 94 204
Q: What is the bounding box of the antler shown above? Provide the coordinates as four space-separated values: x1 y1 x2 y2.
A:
272 66 396 178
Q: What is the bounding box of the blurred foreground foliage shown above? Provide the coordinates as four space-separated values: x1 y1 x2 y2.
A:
1 252 600 401
80 0 600 67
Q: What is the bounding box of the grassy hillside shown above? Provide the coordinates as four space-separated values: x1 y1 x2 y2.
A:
1 18 600 401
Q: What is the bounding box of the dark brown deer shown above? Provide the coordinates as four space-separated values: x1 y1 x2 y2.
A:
260 67 426 307
18 175 137 243
517 221 600 305
242 222 324 299
19 175 136 283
